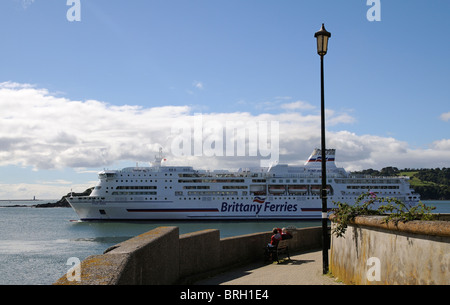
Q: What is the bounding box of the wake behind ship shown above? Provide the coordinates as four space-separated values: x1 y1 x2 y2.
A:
67 149 420 221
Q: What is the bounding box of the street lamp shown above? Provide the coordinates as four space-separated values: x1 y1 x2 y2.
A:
314 23 331 275
315 23 331 56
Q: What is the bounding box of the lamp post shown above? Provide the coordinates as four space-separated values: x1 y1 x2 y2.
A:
314 23 331 275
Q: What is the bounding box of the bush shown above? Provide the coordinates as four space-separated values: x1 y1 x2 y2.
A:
331 192 436 238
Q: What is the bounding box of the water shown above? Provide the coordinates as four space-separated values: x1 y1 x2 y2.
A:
0 202 320 285
1 200 448 285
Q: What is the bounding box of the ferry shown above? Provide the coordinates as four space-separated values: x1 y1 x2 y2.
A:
67 149 420 221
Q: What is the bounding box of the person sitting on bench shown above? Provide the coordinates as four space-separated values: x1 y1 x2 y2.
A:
264 228 281 261
268 228 282 247
281 227 293 240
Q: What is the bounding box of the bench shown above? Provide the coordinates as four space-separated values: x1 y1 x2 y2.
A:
264 239 290 264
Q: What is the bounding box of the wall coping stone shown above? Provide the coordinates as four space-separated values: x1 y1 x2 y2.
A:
341 215 450 237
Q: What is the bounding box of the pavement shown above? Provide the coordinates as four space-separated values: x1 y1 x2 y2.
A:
194 249 343 285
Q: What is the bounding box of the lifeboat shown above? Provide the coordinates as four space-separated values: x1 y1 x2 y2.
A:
310 185 332 194
310 185 321 194
288 185 308 194
268 185 286 194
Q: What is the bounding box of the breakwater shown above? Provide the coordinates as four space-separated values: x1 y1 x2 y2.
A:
54 226 323 285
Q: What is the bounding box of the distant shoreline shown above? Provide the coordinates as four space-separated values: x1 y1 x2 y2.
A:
0 199 57 202
0 198 68 208
0 200 41 202
0 203 68 208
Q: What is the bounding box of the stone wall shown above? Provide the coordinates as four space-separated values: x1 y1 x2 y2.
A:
330 216 450 285
55 226 323 285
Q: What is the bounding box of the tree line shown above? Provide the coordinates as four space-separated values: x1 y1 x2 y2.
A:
352 167 450 200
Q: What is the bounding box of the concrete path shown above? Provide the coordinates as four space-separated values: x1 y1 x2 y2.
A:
195 250 342 285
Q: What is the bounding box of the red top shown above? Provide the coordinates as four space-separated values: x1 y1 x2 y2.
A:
270 233 281 246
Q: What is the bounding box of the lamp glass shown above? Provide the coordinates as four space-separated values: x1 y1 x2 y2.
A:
317 35 329 56
314 24 331 56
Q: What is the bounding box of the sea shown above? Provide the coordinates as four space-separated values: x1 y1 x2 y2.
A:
0 200 449 285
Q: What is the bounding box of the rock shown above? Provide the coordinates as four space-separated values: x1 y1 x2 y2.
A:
34 187 94 208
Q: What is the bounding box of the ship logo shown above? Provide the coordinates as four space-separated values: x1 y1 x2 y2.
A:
253 197 266 204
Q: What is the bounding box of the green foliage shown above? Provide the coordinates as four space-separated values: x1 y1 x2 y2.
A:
413 185 450 200
352 167 450 200
378 197 436 223
331 192 436 238
415 168 450 186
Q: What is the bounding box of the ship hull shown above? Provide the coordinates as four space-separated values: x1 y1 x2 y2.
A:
68 197 332 221
67 196 419 221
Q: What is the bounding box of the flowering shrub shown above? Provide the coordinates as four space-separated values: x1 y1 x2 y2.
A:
331 192 436 238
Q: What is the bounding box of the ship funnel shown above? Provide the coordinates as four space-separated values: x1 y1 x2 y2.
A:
150 148 166 167
304 148 336 168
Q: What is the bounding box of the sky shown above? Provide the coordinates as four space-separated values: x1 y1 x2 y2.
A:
0 0 449 199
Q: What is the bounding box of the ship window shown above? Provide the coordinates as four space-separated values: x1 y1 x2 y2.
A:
99 209 106 215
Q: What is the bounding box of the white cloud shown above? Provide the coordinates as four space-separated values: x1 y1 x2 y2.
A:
193 81 204 90
0 82 191 170
38 179 73 185
17 0 35 9
432 139 450 151
440 112 450 122
326 109 356 126
0 81 449 177
280 101 315 111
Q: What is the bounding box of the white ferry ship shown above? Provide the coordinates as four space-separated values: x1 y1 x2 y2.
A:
67 149 420 221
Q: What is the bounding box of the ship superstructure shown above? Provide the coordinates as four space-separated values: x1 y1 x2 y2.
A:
67 149 420 220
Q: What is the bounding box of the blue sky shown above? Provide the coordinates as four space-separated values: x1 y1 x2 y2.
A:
0 0 449 199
